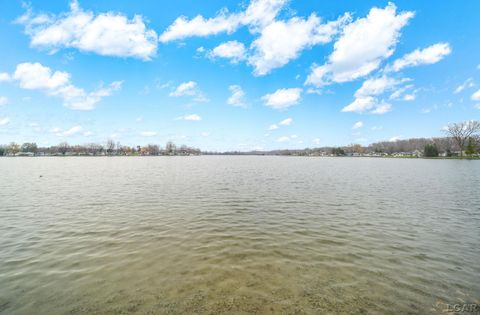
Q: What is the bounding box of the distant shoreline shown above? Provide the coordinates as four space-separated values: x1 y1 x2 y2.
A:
1 155 479 160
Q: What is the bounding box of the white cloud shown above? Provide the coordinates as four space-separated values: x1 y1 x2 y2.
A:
14 62 70 90
371 103 392 114
17 0 158 60
58 125 83 136
389 135 402 142
0 72 11 82
342 96 374 113
159 0 286 42
83 131 94 137
389 43 451 72
279 118 293 126
10 62 121 110
472 89 480 101
276 136 291 142
262 88 302 110
342 96 391 114
352 121 363 129
210 41 246 63
389 84 414 100
268 117 293 131
248 13 351 75
160 0 350 75
371 126 382 131
176 114 202 121
403 93 415 101
347 75 409 114
306 3 413 87
170 81 197 96
169 81 209 102
140 131 157 137
227 85 246 107
313 138 321 145
454 78 474 94
355 76 408 98
474 104 480 110
0 96 8 106
0 117 10 126
201 132 210 137
159 11 242 43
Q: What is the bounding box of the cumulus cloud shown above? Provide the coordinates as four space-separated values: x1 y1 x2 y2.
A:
388 43 451 72
472 89 480 101
342 96 391 114
343 75 406 114
9 62 121 110
0 96 8 106
161 0 349 75
176 114 202 121
227 85 246 107
352 121 363 129
306 3 413 87
210 41 246 63
159 0 286 42
248 13 351 75
0 117 10 126
169 81 209 102
140 131 157 137
262 88 302 110
355 75 408 98
17 0 158 60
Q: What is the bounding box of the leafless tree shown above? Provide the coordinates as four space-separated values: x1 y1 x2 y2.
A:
165 141 176 155
444 120 480 156
57 142 69 155
106 139 115 155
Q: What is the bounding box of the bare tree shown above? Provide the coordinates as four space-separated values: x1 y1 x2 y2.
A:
57 142 69 155
106 139 115 156
444 120 480 156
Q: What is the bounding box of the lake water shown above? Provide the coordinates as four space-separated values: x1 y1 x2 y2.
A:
0 156 479 314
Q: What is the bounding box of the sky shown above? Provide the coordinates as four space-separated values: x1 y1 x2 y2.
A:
0 0 479 151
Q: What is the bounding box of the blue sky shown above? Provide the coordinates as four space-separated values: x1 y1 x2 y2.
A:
0 0 479 151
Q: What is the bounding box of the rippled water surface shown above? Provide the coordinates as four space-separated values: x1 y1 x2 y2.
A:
1 156 479 314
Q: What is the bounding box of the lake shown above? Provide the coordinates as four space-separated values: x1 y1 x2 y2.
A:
0 156 479 314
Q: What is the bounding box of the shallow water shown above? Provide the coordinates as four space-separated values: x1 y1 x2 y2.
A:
0 156 479 314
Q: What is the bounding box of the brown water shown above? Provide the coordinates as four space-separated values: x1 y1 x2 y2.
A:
0 156 479 314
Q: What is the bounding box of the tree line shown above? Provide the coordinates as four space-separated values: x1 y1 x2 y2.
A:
0 140 200 156
1 120 479 157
